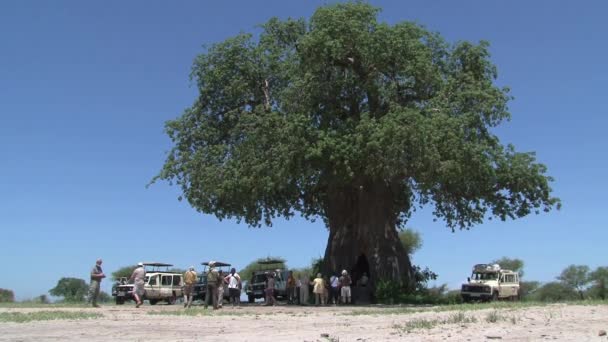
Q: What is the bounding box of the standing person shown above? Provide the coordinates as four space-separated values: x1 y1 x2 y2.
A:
217 270 225 308
130 262 146 308
183 266 197 309
311 273 325 306
204 261 219 310
299 274 309 305
286 271 296 304
264 272 276 306
340 270 352 305
88 258 105 308
329 271 340 305
224 268 241 307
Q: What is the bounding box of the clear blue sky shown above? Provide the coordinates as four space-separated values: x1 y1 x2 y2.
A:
1 1 606 300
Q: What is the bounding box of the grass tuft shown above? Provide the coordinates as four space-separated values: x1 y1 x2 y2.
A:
0 311 102 323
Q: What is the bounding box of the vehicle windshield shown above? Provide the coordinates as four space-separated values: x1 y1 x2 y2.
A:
472 272 498 280
252 274 268 283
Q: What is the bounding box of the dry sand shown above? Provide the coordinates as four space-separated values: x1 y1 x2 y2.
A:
1 302 607 341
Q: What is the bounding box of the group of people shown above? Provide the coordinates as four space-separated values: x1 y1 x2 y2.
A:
88 259 368 308
195 261 242 310
262 269 365 306
311 270 353 305
88 259 146 308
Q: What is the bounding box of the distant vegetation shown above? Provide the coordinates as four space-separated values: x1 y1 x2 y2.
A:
49 277 89 302
0 289 15 303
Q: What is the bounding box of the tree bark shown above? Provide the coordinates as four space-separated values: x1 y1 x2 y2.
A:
322 181 414 292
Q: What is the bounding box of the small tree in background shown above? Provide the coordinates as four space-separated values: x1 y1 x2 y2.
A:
557 264 590 300
0 289 15 303
36 294 50 304
49 277 88 302
239 257 287 280
491 257 525 278
588 266 608 300
398 229 422 256
111 265 137 281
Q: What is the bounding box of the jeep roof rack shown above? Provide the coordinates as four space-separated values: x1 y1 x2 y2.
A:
143 262 173 267
142 262 176 273
201 261 231 267
257 258 284 265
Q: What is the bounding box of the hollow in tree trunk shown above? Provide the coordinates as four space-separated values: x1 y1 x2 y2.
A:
322 182 414 293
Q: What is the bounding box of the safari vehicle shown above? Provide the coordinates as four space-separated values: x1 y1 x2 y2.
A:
245 259 288 303
460 264 520 302
113 262 183 305
192 261 232 302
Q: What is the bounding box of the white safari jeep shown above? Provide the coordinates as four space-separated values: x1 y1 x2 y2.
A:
460 264 520 302
113 262 183 305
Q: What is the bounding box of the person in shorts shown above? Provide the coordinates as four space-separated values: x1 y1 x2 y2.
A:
130 262 146 308
339 270 352 304
183 266 197 308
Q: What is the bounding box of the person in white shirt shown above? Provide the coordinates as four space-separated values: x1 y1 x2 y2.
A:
224 268 241 307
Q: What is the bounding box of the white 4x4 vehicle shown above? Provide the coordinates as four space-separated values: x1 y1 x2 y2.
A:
113 262 183 305
460 264 520 302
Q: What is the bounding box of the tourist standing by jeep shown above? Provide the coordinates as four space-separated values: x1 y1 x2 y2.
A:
286 271 296 304
225 268 241 307
88 258 105 308
204 261 219 309
130 262 146 308
264 272 277 306
183 266 197 308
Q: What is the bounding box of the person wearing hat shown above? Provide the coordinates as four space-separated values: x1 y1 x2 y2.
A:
339 270 352 304
130 262 146 308
183 266 198 308
88 258 106 308
204 261 219 309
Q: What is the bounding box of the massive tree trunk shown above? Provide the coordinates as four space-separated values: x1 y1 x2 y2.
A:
322 181 414 292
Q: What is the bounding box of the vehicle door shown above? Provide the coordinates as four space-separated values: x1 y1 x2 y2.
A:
160 274 173 299
146 274 161 299
499 274 514 298
173 275 183 296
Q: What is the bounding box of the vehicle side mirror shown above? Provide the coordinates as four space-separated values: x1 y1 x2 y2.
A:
467 277 470 282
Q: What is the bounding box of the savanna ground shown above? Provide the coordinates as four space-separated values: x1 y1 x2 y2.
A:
1 301 607 341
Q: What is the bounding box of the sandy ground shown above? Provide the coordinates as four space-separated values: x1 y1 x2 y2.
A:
1 302 608 341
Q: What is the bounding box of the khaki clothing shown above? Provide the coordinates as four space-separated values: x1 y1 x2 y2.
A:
184 270 197 285
131 266 146 297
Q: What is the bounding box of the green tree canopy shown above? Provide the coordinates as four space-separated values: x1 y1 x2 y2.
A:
0 289 15 303
588 266 608 300
399 228 422 256
154 2 559 286
491 257 525 277
557 264 590 300
49 277 89 302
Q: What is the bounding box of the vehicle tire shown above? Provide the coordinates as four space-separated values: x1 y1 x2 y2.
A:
248 295 255 303
492 291 499 301
149 299 158 305
167 293 177 305
115 297 125 305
